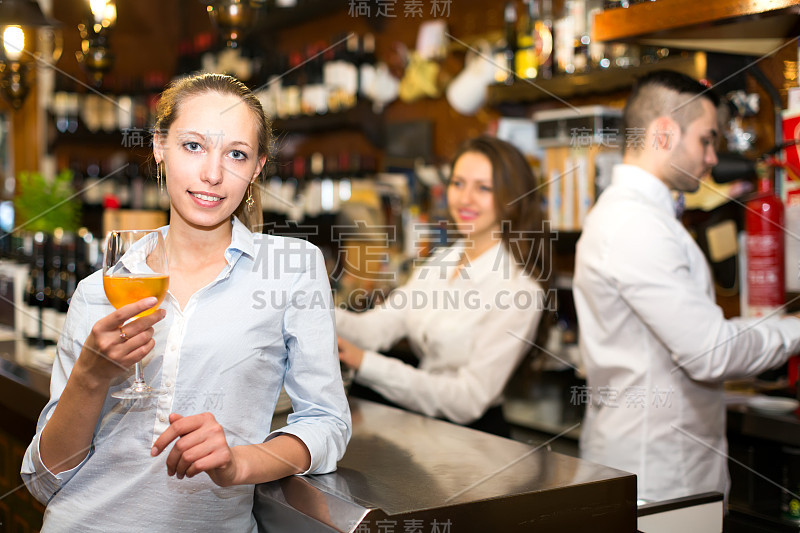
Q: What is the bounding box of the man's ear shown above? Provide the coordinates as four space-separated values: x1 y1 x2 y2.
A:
651 115 680 152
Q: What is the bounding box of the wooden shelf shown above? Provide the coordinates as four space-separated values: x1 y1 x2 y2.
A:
271 100 385 147
487 52 706 106
46 111 154 154
252 0 348 32
49 128 137 152
592 0 800 56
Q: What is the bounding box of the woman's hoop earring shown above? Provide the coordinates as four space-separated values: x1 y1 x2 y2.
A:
245 183 255 210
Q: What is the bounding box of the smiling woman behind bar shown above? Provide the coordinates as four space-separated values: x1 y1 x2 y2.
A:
336 135 551 437
21 73 350 532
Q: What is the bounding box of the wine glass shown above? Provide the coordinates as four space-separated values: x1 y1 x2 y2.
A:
102 230 169 399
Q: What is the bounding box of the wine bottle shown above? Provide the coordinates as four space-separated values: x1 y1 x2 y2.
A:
22 244 39 343
65 92 80 133
301 42 328 115
359 33 377 99
342 33 360 109
41 234 62 344
285 156 306 221
128 159 144 210
323 154 340 213
306 152 324 217
539 0 554 78
516 0 538 79
23 232 47 345
280 51 303 118
570 0 589 73
324 36 344 113
83 159 104 206
586 0 608 69
338 151 352 204
503 2 518 85
54 92 70 133
554 0 576 75
58 234 78 313
76 228 99 281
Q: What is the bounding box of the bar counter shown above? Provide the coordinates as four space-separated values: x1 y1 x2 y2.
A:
724 394 800 532
0 341 50 417
260 398 637 532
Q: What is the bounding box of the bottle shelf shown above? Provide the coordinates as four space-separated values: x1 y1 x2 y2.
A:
271 100 385 147
487 51 706 106
46 108 154 154
592 0 800 56
48 128 153 153
47 101 384 150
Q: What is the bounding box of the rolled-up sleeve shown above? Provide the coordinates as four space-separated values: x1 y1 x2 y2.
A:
23 430 94 505
273 244 351 474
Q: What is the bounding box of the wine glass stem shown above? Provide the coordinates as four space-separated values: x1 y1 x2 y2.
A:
133 363 146 387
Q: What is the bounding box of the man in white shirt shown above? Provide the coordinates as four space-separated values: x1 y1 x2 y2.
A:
573 70 800 503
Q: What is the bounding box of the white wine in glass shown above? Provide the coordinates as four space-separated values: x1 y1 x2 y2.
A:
102 230 169 399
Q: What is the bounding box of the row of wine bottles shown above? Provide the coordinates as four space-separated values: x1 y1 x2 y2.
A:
66 150 379 215
51 90 161 135
20 231 102 346
261 152 378 217
51 31 380 136
257 32 378 119
503 0 668 81
67 156 169 211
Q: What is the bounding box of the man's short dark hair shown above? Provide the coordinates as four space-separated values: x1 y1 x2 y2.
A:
622 70 720 152
633 70 720 108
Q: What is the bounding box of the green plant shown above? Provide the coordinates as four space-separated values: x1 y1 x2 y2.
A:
13 169 81 234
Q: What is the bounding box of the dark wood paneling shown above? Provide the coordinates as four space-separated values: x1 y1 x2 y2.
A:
592 0 800 41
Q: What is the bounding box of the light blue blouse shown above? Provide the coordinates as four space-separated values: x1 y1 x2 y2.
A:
22 217 351 532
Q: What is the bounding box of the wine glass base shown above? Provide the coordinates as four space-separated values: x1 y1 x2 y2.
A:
111 385 167 400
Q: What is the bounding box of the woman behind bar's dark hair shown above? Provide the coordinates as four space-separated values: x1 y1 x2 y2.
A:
21 73 350 532
337 135 550 437
449 135 551 280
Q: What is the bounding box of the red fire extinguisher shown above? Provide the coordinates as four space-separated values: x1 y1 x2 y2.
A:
745 162 785 317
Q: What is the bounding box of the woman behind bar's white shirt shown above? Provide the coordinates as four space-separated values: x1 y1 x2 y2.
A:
21 74 350 532
336 136 551 436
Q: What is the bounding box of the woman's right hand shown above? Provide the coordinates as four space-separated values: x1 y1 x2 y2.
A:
73 296 166 390
337 336 365 370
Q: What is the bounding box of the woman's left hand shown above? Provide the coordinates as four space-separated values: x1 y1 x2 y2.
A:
151 412 239 487
337 336 364 370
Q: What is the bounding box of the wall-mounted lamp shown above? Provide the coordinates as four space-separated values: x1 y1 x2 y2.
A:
0 0 61 109
76 0 116 86
202 0 266 49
